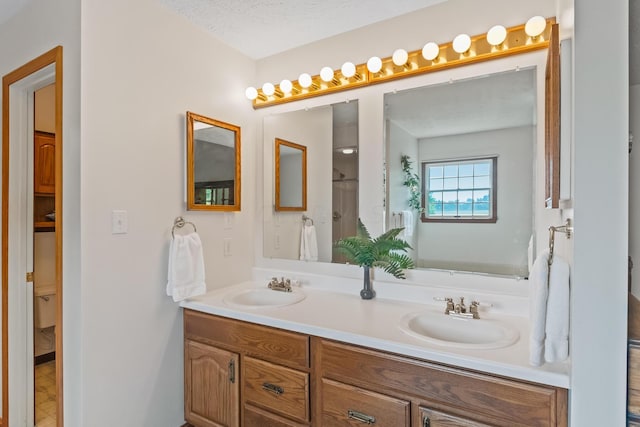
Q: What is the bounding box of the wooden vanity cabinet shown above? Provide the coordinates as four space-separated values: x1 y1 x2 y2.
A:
183 311 567 427
313 338 568 427
184 310 311 427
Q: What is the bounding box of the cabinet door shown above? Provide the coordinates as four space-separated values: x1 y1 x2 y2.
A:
321 378 410 426
34 132 55 194
185 339 239 427
418 407 491 427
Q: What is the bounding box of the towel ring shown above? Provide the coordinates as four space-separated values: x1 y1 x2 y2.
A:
172 216 197 238
548 218 573 267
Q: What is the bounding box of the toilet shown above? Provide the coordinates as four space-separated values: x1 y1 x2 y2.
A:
34 284 56 329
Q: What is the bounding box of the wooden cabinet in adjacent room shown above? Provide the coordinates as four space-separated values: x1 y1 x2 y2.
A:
34 131 55 195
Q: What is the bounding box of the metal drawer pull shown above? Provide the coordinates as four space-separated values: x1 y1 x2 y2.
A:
228 360 235 384
347 410 376 424
262 382 284 395
423 416 431 427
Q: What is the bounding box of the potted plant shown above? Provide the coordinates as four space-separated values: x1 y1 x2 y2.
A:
334 218 414 299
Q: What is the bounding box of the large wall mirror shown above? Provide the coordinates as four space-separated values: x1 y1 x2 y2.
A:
275 138 307 211
186 111 241 211
263 101 359 262
385 69 536 277
262 49 556 280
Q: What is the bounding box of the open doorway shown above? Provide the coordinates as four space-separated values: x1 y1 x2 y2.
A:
2 46 63 427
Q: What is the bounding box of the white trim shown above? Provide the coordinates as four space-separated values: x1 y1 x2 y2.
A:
7 63 54 426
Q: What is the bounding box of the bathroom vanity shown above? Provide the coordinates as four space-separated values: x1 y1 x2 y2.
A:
181 281 569 427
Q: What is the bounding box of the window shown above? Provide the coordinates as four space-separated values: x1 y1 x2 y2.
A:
422 157 497 223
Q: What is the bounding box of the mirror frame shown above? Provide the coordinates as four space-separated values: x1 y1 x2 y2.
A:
186 111 241 211
275 138 307 211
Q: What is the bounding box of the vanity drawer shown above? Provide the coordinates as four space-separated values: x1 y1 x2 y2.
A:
244 403 309 427
243 356 309 423
184 309 309 369
321 378 410 426
317 338 566 426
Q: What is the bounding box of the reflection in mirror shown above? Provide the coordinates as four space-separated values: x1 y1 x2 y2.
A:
187 111 241 211
385 69 536 277
263 101 359 262
275 138 307 211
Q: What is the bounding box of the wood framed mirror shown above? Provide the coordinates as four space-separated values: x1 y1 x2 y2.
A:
275 138 307 211
187 111 241 211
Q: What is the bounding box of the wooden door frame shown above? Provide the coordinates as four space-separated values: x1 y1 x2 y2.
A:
2 45 63 427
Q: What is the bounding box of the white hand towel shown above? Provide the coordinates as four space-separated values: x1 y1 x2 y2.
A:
529 248 550 367
166 233 206 302
544 254 570 363
402 210 414 237
299 224 318 262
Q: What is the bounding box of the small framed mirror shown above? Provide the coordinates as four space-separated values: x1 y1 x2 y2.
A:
275 138 307 211
187 111 241 211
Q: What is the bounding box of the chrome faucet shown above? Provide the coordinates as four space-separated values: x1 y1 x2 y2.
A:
268 277 292 292
436 296 483 319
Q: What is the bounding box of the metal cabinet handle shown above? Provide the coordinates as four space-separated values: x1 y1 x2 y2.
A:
262 382 284 395
228 359 235 384
347 409 376 424
423 416 431 427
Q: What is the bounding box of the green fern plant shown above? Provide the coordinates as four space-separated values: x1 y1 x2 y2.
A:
334 218 414 279
401 155 423 213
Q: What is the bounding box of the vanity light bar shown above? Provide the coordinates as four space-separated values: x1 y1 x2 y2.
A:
247 17 555 109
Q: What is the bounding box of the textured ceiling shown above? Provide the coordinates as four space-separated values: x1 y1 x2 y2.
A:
385 69 536 139
158 0 445 59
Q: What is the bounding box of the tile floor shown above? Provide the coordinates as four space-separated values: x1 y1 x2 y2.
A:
35 360 56 427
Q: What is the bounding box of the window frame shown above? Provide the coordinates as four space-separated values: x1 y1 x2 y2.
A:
421 156 498 223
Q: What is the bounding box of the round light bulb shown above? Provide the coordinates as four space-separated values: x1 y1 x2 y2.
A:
367 56 382 73
320 66 334 82
245 86 258 100
392 49 408 66
421 42 440 61
298 73 312 88
279 79 292 94
262 82 275 96
525 15 546 37
341 61 356 78
487 25 507 46
452 34 471 53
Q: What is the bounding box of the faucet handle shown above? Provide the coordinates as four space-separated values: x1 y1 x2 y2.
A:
434 297 455 314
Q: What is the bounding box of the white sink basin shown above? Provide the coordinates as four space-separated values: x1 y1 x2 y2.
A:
223 288 306 309
399 310 520 350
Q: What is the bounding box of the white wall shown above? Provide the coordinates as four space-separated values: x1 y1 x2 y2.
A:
263 107 333 261
571 0 628 425
80 0 256 425
0 0 82 423
416 126 533 276
631 84 640 297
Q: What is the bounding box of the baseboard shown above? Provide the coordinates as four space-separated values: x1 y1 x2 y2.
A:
35 351 55 365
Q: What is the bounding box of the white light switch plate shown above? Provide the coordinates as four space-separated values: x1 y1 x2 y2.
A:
111 210 128 234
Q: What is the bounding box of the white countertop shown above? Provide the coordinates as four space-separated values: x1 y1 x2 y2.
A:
181 280 570 389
